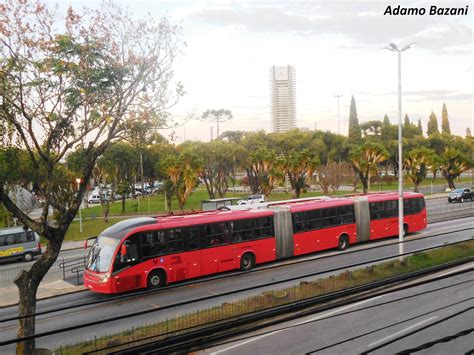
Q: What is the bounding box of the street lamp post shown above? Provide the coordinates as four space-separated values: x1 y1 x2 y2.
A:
76 178 83 233
385 42 414 257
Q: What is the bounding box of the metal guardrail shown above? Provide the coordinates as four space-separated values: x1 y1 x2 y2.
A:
59 257 86 285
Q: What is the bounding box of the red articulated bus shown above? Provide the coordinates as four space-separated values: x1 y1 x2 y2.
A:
84 192 427 294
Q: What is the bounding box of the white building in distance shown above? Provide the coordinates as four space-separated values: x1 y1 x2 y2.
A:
270 65 296 133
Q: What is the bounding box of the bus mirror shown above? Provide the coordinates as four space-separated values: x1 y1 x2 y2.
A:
84 236 97 250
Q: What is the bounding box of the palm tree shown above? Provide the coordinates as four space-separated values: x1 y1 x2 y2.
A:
164 149 203 210
350 142 388 193
404 147 434 192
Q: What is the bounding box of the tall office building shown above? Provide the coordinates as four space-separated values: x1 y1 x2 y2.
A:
270 65 296 133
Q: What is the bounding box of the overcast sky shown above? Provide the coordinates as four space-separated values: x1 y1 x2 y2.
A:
56 0 473 141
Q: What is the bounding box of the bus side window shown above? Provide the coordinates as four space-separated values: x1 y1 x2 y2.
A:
168 228 184 253
293 212 306 232
186 228 199 250
0 236 6 246
232 219 253 242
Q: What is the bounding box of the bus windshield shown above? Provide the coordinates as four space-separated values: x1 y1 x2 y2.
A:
86 236 120 273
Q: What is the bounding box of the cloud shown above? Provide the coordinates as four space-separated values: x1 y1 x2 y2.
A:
188 1 472 53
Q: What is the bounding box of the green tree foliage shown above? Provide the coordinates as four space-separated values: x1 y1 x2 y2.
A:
348 96 362 142
187 140 240 199
0 1 183 351
98 143 140 211
417 119 423 134
427 111 439 136
350 142 388 193
439 148 471 189
381 115 397 143
360 120 382 138
403 114 422 138
404 114 411 127
441 103 451 135
239 131 275 194
404 147 435 192
162 147 203 210
273 130 324 198
219 130 246 143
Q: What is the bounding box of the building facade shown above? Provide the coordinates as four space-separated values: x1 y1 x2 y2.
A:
270 65 296 133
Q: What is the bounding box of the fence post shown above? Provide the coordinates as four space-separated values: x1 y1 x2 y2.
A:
61 258 66 280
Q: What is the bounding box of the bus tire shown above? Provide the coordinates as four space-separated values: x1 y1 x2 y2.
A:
147 269 165 289
337 235 349 251
23 252 33 262
240 253 255 271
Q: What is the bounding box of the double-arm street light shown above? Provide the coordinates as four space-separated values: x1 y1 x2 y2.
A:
384 42 415 255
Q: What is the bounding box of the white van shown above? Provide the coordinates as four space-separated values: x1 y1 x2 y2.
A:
88 193 101 204
0 227 42 262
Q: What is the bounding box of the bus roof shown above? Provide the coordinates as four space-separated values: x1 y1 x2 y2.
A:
364 192 424 202
158 209 273 229
100 217 157 239
288 198 353 213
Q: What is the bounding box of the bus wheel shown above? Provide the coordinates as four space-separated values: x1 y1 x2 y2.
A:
240 253 255 271
23 252 33 262
338 235 349 251
148 270 165 289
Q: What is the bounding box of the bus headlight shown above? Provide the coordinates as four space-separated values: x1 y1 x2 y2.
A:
99 273 110 284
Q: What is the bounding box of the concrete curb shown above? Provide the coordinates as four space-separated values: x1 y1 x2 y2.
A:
0 282 87 309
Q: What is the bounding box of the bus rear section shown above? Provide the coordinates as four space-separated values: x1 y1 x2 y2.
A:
365 192 427 240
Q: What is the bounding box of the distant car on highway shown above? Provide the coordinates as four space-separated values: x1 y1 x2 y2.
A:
448 188 473 203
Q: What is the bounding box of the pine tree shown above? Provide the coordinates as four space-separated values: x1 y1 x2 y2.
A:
427 111 439 136
417 119 423 136
404 114 410 127
441 103 451 134
381 114 392 141
348 95 361 141
467 127 472 137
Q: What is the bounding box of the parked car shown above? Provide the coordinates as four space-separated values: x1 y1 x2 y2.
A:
237 194 266 205
448 188 473 203
88 193 101 204
0 227 42 262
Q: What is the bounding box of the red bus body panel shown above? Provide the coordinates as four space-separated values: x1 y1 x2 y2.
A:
84 192 427 294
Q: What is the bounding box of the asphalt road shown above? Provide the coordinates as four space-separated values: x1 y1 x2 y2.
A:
202 268 474 355
0 217 472 352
